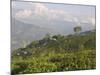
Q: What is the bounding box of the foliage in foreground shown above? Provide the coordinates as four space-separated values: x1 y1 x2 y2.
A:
11 30 96 74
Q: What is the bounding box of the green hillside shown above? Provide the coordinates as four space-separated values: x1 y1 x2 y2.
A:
11 30 96 74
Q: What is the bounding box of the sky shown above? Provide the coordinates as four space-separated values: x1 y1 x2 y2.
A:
12 1 96 26
11 1 96 49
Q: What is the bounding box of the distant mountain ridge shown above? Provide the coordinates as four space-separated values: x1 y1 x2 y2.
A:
11 18 95 50
11 18 57 50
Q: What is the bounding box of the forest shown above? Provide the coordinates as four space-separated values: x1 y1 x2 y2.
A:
11 29 96 74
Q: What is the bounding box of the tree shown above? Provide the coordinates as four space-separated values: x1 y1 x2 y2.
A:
74 26 82 34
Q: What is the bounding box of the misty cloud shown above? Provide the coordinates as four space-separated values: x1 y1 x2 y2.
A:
15 9 32 18
12 1 96 26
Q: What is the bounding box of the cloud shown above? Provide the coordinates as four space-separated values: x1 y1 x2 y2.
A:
49 9 71 20
31 3 73 21
32 3 95 26
15 9 32 18
33 3 48 16
79 16 95 26
14 2 95 26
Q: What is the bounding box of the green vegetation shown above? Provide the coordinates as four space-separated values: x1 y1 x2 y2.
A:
11 30 96 74
74 26 82 34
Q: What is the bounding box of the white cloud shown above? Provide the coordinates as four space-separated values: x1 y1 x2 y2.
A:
49 9 71 20
31 3 73 21
81 19 90 24
79 16 95 26
14 2 95 27
33 3 48 16
15 9 32 18
32 3 96 26
73 17 81 25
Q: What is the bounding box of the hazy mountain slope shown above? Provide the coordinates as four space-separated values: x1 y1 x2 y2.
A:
11 18 57 50
11 18 95 50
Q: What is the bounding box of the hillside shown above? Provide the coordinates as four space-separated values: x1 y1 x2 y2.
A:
11 18 95 50
11 30 96 74
11 18 57 50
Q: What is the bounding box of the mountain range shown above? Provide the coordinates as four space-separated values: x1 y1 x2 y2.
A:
11 18 95 50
